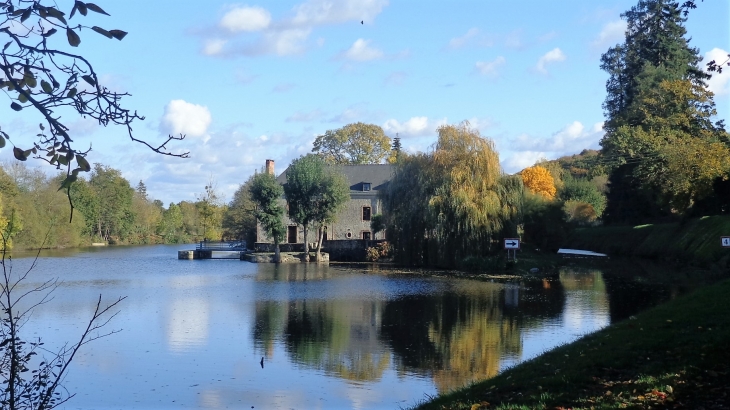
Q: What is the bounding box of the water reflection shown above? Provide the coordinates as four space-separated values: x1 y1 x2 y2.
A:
8 245 686 409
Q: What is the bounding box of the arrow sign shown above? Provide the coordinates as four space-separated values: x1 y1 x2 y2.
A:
722 237 730 247
504 238 520 249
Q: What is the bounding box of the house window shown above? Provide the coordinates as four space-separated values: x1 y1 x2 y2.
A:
362 206 371 221
362 231 371 240
362 183 371 191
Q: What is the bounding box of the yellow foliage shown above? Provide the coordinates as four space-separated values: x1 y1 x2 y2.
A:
521 166 556 199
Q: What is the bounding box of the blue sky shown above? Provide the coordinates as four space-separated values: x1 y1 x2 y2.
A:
1 0 728 205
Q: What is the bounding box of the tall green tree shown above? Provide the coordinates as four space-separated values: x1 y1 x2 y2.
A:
284 154 348 262
312 123 392 165
222 175 257 246
599 0 726 221
86 164 134 241
196 180 223 241
250 172 285 263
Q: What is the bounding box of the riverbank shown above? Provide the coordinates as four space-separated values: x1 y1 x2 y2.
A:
565 215 730 268
413 276 730 409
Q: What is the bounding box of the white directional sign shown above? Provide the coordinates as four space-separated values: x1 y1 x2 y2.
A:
722 237 730 248
504 238 520 249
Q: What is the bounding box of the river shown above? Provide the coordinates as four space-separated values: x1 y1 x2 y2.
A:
3 244 680 409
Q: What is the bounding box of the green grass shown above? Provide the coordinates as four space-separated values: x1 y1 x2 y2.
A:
566 215 730 268
413 277 730 409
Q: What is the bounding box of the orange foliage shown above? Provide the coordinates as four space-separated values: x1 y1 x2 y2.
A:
521 165 556 199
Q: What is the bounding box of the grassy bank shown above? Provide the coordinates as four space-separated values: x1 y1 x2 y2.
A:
413 277 730 410
565 215 730 267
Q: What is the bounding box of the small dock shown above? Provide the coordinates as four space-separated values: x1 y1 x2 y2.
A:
178 241 248 260
557 248 608 258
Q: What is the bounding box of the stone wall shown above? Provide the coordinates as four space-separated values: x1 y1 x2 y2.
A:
256 195 386 244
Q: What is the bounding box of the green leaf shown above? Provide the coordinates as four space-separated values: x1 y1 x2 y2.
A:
66 28 81 47
40 123 45 130
109 30 128 41
58 174 78 191
24 73 36 88
46 7 67 24
41 80 53 93
67 88 77 98
85 3 110 16
57 155 68 166
13 147 27 161
10 102 22 111
65 151 75 162
81 75 96 86
20 8 31 23
91 26 112 39
24 149 32 157
76 1 88 16
18 93 27 103
76 155 91 172
42 28 57 37
3 41 10 51
0 137 5 149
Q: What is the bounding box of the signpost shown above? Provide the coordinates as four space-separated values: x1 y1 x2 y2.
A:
504 238 520 261
722 237 730 247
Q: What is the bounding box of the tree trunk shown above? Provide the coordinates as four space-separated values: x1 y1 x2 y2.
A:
303 222 310 262
315 225 324 262
274 240 281 263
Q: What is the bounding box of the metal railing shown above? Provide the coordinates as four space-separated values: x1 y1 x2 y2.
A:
196 240 247 251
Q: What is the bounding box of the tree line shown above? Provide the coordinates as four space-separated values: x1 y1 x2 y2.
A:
0 161 258 250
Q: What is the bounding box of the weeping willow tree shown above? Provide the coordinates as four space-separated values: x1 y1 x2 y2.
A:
381 122 523 267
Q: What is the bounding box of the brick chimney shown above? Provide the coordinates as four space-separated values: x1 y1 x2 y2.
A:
265 159 275 175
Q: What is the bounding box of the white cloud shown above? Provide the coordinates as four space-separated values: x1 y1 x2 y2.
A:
382 116 447 138
475 56 506 78
160 100 212 139
502 151 548 173
203 39 227 56
341 38 383 61
220 6 271 33
536 47 566 74
511 121 603 153
448 28 479 49
591 19 626 50
202 0 387 58
290 0 388 26
385 71 407 85
286 109 324 122
704 48 730 96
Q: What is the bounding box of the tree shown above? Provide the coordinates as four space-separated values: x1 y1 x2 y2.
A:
559 176 607 218
387 135 403 164
283 154 348 262
1 228 124 410
196 179 223 241
381 121 521 267
82 164 133 241
312 122 391 165
1 0 186 212
222 175 257 246
520 166 556 200
250 172 285 263
598 0 728 220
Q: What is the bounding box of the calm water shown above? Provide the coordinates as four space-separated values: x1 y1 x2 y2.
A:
4 245 676 410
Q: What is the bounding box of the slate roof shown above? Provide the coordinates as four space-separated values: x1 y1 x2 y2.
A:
276 164 394 192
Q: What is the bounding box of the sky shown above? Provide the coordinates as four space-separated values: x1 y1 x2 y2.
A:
1 0 728 206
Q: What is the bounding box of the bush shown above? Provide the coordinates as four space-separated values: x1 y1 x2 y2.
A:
460 254 506 272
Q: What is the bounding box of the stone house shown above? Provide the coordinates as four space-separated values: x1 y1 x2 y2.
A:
256 159 393 245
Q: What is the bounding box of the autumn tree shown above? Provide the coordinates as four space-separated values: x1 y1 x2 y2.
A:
520 166 556 200
250 172 285 262
312 122 391 165
196 179 223 241
283 154 348 262
222 174 257 246
381 122 522 267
